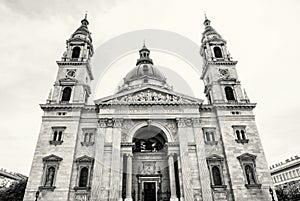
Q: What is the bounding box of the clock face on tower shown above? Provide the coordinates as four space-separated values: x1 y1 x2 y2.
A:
219 68 230 79
66 69 76 78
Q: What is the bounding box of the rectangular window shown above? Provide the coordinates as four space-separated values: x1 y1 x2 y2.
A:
203 127 218 145
49 127 66 146
81 128 96 146
232 125 249 144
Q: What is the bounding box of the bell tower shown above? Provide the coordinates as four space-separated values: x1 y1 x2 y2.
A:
200 16 249 104
48 14 94 104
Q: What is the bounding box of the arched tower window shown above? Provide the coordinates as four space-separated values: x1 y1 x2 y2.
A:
72 46 81 59
212 166 222 185
79 167 89 187
61 87 72 102
45 166 55 186
213 46 223 58
225 86 235 101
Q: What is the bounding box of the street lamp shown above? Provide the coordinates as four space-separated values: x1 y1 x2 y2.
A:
269 186 275 201
35 190 39 201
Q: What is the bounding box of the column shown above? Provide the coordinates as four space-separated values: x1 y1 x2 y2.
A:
177 156 184 201
168 153 178 201
119 153 124 201
125 153 133 201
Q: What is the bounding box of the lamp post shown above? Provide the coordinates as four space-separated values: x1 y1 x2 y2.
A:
269 186 275 201
35 190 40 201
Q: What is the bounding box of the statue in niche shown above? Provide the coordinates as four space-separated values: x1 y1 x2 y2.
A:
45 166 55 186
245 165 256 184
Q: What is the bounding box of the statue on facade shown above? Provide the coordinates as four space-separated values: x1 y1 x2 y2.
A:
245 165 256 184
45 167 55 186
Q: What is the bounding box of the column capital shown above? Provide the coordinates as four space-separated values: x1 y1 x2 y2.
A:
176 118 194 127
114 118 123 128
168 152 176 158
98 118 123 128
125 153 133 157
176 118 186 127
192 118 201 127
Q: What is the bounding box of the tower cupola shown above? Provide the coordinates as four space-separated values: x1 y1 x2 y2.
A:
136 43 153 65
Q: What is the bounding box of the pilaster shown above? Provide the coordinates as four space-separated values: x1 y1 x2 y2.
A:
192 118 213 201
176 118 193 201
90 121 105 201
109 119 123 200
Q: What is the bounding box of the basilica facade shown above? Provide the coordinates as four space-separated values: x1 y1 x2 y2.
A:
23 15 276 201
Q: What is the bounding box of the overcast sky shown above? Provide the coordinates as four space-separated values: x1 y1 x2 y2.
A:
0 0 299 175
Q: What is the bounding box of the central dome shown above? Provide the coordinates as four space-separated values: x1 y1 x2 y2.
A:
118 44 171 92
124 64 166 83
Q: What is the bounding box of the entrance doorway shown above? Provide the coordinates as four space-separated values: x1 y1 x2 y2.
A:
144 182 156 201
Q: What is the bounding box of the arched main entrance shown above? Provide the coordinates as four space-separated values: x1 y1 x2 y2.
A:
122 125 179 201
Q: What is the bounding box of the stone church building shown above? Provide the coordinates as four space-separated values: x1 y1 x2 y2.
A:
23 15 276 201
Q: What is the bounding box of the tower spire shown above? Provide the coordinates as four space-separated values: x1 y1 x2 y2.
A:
81 12 89 26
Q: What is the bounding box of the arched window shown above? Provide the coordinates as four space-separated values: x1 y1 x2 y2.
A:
79 167 89 187
212 166 222 185
72 46 81 59
245 165 256 184
213 46 223 58
225 86 235 101
61 87 72 102
45 166 55 186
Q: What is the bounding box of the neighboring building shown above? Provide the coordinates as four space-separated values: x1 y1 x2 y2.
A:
0 168 27 188
23 15 276 201
270 156 300 187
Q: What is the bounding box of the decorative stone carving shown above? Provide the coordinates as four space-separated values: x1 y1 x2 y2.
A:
117 89 182 103
140 161 156 175
75 193 89 201
163 121 177 137
176 118 195 127
98 118 123 128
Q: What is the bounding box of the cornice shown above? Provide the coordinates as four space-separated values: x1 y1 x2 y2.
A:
213 102 256 110
199 104 214 111
40 103 97 111
56 61 88 66
97 101 201 107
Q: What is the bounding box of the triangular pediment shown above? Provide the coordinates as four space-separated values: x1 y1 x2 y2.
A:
59 77 77 86
42 154 63 162
95 85 203 105
75 155 94 163
207 154 224 162
237 153 257 161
